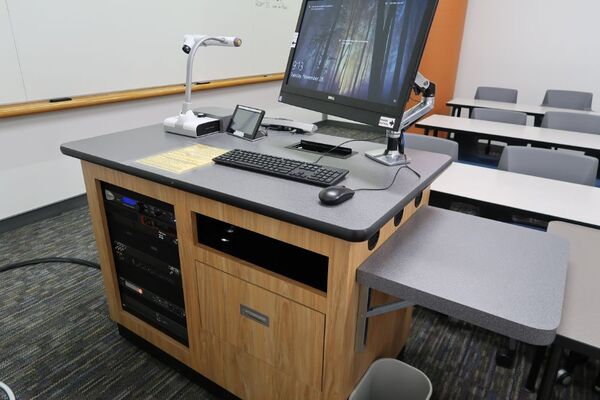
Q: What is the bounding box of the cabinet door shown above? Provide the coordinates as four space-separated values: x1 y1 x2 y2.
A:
197 262 325 389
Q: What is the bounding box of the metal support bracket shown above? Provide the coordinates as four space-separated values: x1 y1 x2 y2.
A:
355 285 414 352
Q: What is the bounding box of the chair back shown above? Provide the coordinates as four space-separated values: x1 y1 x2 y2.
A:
471 108 527 125
541 111 600 135
404 133 459 161
542 90 593 111
498 146 598 186
475 87 518 103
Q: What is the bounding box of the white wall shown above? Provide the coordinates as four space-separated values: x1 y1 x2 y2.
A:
0 82 320 220
454 0 600 110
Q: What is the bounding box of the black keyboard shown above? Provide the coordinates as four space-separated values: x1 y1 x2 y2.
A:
213 149 349 187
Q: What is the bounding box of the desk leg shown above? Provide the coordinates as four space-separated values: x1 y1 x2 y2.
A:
526 346 547 392
496 338 517 368
538 343 562 400
534 115 543 127
424 128 430 136
354 285 371 353
451 106 458 117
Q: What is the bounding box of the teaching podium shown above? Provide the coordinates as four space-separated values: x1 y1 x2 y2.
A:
61 125 451 400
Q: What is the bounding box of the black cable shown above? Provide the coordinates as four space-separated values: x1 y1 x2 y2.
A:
314 135 386 164
0 257 100 399
354 156 421 193
0 257 100 274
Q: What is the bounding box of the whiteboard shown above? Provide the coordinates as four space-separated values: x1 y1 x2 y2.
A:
0 1 26 104
2 0 300 105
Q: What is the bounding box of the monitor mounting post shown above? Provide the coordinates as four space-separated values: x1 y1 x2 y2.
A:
365 72 436 166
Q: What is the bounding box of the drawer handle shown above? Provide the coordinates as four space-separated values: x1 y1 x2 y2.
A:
240 305 269 327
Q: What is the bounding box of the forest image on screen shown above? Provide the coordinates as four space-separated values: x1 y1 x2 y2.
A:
288 0 429 106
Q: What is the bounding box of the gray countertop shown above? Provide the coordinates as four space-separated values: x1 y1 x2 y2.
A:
357 206 569 345
61 125 451 241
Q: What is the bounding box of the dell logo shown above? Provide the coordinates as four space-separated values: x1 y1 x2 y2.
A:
327 95 335 101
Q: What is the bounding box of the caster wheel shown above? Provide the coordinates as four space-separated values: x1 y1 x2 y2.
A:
496 350 516 368
556 369 572 386
594 385 600 394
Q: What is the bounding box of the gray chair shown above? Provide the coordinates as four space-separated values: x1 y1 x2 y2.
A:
471 108 527 125
542 90 593 111
404 133 458 161
498 146 598 186
541 111 600 135
475 86 518 103
496 145 598 384
451 87 518 151
470 108 528 156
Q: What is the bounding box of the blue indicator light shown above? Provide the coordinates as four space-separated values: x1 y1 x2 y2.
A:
121 196 137 207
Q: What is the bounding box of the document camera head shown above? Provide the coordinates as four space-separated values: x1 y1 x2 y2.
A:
182 34 242 54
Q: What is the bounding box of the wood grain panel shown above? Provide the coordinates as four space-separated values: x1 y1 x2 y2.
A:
194 251 327 313
81 162 123 321
0 73 283 118
193 331 322 400
80 161 432 400
184 194 335 257
197 262 325 390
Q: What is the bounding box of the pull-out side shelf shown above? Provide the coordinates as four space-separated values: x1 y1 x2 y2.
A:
356 206 569 352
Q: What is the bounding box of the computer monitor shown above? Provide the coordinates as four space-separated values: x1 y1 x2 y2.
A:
279 0 438 132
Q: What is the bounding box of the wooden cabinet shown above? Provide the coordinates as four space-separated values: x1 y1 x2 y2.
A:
82 161 431 400
196 262 325 389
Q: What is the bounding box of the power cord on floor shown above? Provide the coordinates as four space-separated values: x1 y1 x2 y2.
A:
1 380 16 400
0 257 100 273
0 257 100 399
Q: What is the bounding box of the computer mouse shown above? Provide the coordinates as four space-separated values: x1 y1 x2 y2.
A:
319 185 355 205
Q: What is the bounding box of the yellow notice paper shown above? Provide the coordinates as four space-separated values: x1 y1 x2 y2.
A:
136 144 228 174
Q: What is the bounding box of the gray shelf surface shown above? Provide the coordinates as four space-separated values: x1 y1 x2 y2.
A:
61 125 451 241
357 206 569 345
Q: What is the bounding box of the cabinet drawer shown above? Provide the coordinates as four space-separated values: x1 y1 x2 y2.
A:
196 262 325 389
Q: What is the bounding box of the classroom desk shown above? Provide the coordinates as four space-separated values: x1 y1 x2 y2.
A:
416 115 600 155
447 97 600 126
61 125 452 400
430 162 600 229
538 222 600 400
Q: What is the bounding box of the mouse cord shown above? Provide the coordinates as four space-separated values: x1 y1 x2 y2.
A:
353 156 421 193
314 135 386 164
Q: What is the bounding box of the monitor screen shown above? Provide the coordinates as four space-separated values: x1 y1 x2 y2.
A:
280 0 438 131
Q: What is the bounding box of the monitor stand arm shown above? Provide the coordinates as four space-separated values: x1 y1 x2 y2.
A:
366 72 436 166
